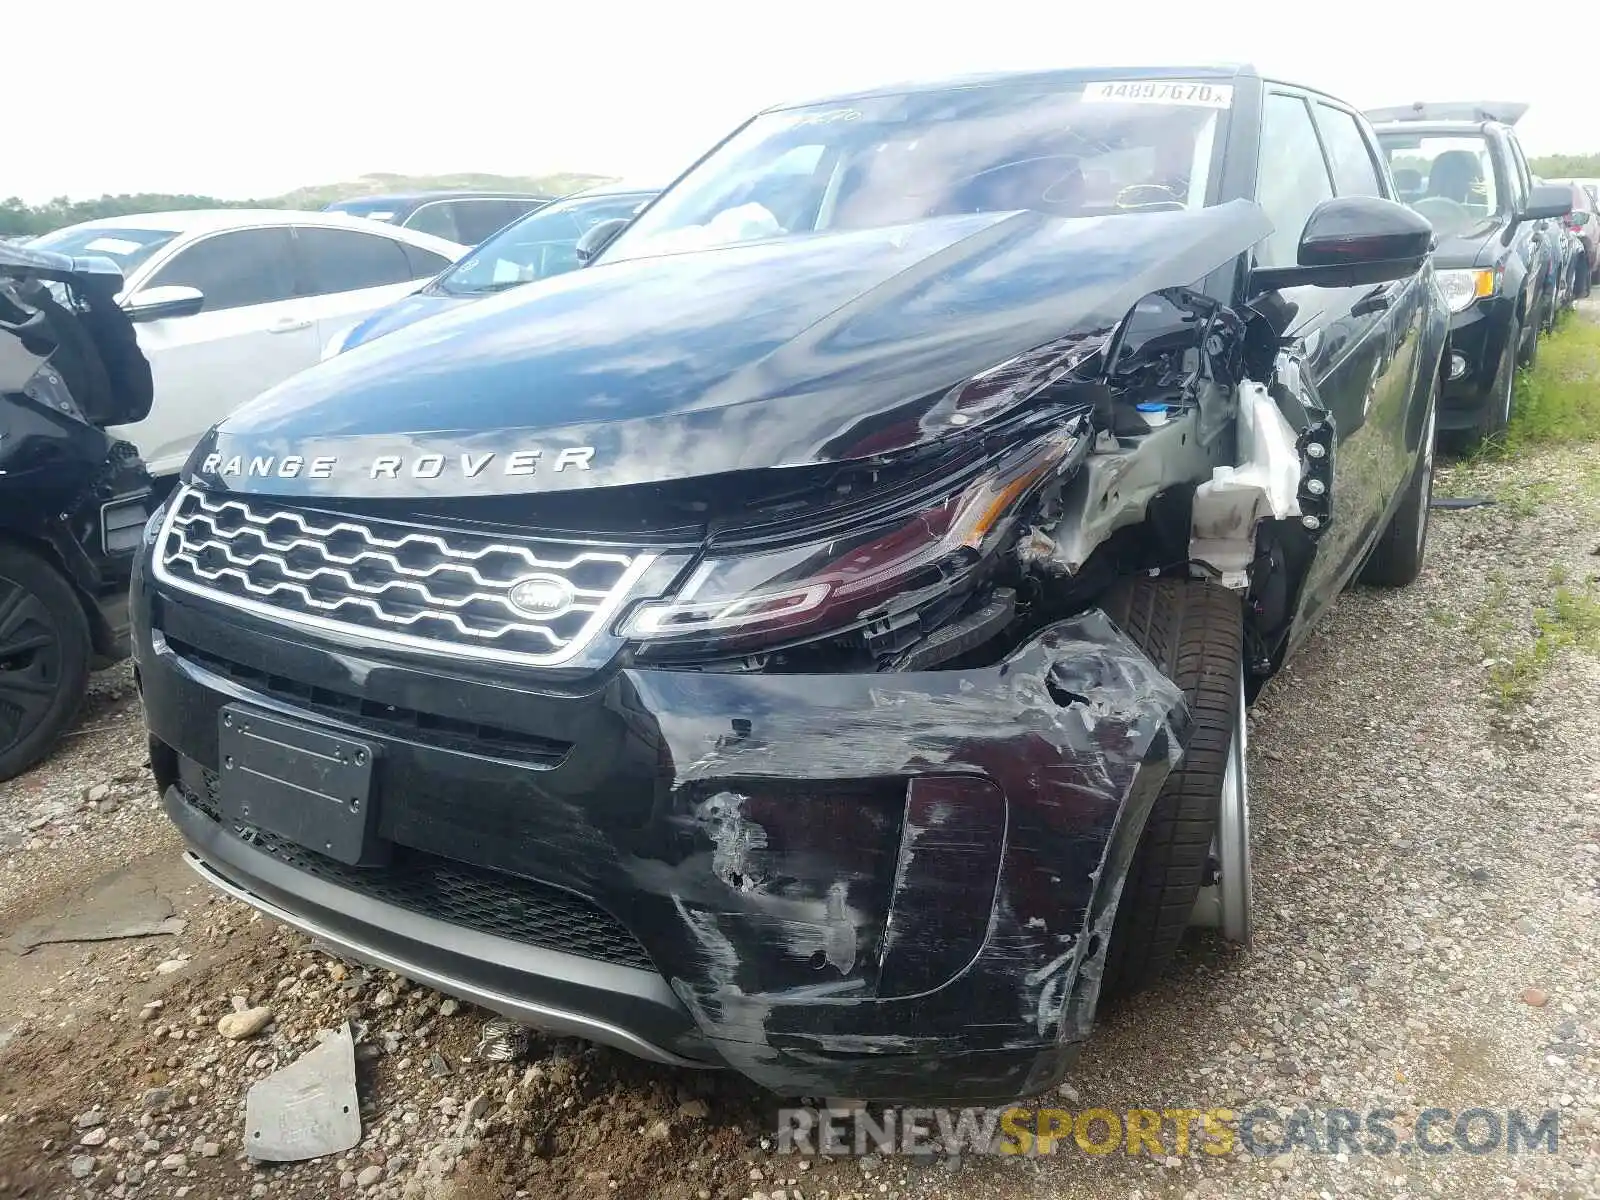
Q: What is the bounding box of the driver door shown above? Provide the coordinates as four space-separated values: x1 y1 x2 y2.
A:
1250 91 1400 633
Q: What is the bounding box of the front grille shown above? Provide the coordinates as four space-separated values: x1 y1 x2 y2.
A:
155 486 653 665
179 772 654 971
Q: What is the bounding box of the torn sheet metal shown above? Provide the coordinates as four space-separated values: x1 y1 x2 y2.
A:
245 1022 361 1162
619 611 1188 1099
1189 380 1304 588
1026 408 1224 575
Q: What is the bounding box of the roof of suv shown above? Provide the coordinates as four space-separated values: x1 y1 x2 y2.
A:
329 190 552 207
1366 101 1528 128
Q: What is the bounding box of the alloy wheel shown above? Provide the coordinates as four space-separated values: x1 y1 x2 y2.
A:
0 578 64 758
1190 664 1252 946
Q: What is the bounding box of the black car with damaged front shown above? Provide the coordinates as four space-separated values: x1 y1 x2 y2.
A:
1 242 155 781
1368 102 1572 449
133 66 1446 1102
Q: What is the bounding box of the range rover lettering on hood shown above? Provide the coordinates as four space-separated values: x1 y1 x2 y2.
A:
189 200 1273 499
198 447 597 481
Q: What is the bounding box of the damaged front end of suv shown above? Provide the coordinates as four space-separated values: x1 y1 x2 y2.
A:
133 67 1440 1101
1 242 155 780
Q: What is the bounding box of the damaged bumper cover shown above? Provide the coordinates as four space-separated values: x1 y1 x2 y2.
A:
137 576 1187 1101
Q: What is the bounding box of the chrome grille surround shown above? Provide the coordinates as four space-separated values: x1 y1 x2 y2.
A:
153 485 655 666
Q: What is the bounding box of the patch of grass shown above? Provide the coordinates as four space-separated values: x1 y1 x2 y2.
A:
1427 603 1460 628
1493 477 1561 516
1501 315 1600 452
1483 583 1600 709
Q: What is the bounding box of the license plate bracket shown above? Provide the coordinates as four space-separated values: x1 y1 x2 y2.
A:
217 705 379 866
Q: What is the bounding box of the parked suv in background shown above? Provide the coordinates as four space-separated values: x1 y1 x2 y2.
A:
1370 102 1571 447
135 64 1446 1101
28 211 467 478
1369 103 1568 448
324 192 552 246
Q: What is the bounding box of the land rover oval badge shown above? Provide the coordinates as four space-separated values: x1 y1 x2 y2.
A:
508 575 574 620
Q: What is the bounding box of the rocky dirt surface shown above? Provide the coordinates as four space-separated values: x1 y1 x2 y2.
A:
3 427 1599 1200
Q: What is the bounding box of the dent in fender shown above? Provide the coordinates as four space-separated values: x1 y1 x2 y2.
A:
621 610 1189 1094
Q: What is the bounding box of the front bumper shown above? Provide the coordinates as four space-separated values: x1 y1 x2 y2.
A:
1438 297 1515 432
134 552 1188 1101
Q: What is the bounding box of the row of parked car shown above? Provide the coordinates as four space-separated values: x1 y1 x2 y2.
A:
0 68 1587 1106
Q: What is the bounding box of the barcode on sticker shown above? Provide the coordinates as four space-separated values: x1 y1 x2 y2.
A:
1082 81 1234 109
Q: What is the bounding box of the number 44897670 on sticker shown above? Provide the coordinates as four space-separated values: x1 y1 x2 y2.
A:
1082 80 1234 108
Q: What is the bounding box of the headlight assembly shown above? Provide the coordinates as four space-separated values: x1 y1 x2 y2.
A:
617 429 1085 655
1436 268 1497 314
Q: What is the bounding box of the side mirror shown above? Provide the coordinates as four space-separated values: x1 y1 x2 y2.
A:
1250 196 1435 294
1571 210 1591 227
1519 184 1574 223
574 218 630 265
123 284 205 322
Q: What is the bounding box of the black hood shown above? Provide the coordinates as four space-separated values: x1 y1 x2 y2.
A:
195 200 1271 500
1429 223 1504 270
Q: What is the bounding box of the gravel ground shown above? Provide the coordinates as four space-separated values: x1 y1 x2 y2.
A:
3 375 1599 1200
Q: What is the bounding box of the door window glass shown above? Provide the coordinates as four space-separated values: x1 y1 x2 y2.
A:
1255 93 1336 268
400 242 452 278
294 227 413 295
1313 105 1385 198
147 227 296 312
404 202 462 242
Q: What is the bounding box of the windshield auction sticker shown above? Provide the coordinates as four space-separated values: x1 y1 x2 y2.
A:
1082 81 1234 108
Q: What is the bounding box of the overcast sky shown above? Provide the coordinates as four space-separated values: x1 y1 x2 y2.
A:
10 0 1595 203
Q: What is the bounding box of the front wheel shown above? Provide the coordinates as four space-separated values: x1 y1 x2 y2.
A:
0 545 91 783
1099 577 1246 998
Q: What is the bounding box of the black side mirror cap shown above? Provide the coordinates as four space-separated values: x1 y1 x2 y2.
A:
1249 196 1435 294
574 218 631 265
1518 183 1575 223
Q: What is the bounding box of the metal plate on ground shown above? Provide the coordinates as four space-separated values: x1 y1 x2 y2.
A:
245 1022 361 1162
217 705 376 865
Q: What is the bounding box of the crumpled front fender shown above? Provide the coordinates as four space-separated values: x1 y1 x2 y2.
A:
619 609 1189 1098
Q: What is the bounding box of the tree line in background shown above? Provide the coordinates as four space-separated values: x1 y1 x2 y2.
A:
6 155 1600 239
0 172 615 238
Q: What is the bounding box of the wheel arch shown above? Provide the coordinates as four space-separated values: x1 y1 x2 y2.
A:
0 528 118 661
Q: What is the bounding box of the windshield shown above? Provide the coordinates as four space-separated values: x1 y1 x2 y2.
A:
432 193 654 296
601 78 1229 263
1375 132 1501 238
26 226 179 278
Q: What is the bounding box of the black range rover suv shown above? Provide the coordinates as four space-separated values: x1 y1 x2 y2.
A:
1369 102 1572 448
134 65 1446 1101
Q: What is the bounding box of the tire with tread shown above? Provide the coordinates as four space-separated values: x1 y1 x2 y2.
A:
0 544 90 783
1098 576 1243 999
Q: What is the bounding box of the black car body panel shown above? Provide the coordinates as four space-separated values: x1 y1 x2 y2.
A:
135 65 1448 1099
1 243 155 660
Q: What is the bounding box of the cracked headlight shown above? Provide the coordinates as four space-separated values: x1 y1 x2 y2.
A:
1437 268 1497 314
617 432 1083 653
